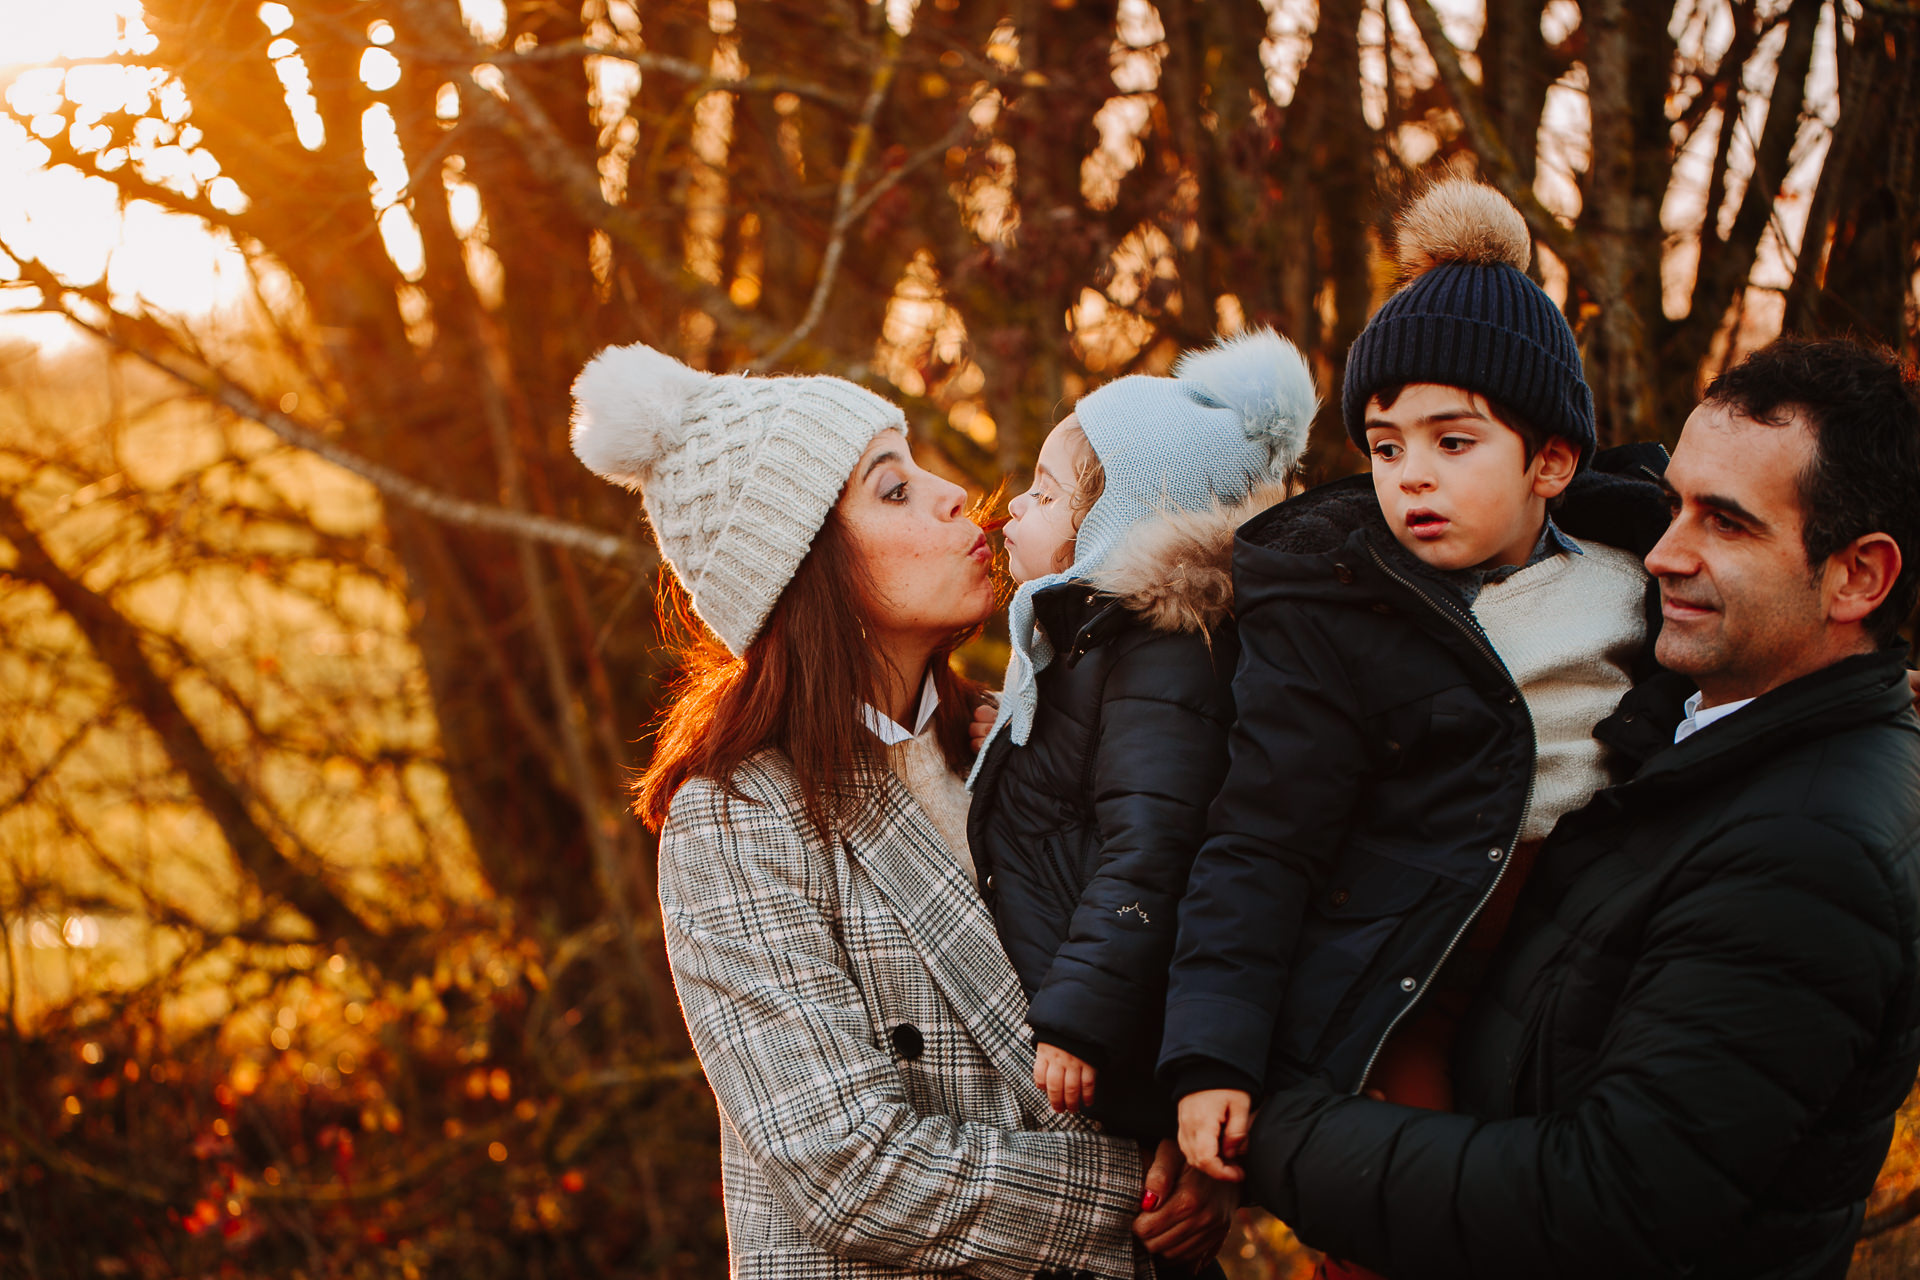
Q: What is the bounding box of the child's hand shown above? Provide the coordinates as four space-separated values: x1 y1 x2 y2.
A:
1176 1088 1251 1182
969 700 998 754
1033 1042 1098 1113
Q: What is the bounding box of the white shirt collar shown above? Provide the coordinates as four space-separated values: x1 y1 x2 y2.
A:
863 671 941 746
1673 690 1757 744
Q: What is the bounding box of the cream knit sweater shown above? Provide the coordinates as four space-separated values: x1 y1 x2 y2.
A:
1471 540 1649 841
886 726 977 887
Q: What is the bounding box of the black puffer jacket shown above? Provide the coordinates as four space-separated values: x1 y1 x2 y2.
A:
969 490 1269 1138
1161 447 1671 1099
1243 649 1920 1280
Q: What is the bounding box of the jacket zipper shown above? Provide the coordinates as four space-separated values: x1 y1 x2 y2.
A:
1351 541 1537 1096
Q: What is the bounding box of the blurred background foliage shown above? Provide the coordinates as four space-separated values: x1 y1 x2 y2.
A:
0 0 1915 1275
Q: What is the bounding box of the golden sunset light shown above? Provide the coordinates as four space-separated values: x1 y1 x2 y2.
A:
2 0 1917 1276
0 0 457 346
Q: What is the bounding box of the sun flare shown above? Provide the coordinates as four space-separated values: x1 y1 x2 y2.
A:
0 0 252 342
0 0 440 345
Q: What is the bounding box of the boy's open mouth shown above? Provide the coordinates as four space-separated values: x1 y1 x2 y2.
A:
1405 509 1450 539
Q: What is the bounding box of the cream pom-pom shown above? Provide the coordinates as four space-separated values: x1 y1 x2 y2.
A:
570 342 713 491
1393 179 1532 279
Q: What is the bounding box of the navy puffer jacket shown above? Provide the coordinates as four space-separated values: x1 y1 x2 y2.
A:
1242 649 1920 1280
969 489 1271 1139
1161 445 1671 1099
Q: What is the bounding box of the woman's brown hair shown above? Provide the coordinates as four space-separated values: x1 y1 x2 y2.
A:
635 509 983 838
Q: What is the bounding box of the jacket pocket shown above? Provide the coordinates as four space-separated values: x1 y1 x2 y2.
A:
1039 832 1086 907
1274 856 1442 1066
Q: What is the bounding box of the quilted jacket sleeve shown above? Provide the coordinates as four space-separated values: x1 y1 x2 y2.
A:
1159 602 1371 1096
1241 815 1912 1279
659 767 1146 1280
1026 629 1235 1067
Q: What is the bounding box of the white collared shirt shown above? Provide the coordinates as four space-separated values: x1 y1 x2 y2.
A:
862 671 941 745
1673 690 1757 744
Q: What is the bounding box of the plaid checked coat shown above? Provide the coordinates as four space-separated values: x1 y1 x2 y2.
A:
660 751 1153 1280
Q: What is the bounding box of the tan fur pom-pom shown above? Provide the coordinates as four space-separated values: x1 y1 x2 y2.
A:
1393 180 1532 279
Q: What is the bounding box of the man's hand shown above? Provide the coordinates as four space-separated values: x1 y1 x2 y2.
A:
1177 1088 1251 1182
1033 1042 1097 1113
1134 1138 1241 1267
969 700 998 754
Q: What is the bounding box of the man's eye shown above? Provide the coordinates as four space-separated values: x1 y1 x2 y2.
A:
1439 436 1472 452
1371 443 1399 460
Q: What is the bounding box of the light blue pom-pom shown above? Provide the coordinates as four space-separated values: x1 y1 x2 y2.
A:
1172 327 1319 476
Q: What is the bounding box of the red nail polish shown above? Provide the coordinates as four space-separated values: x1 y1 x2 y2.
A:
1140 1191 1161 1211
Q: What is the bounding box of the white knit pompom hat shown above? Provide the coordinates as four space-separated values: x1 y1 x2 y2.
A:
570 343 905 655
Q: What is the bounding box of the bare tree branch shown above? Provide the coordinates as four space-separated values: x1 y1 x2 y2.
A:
1 250 647 564
389 0 787 354
751 31 905 372
1684 0 1822 332
1400 0 1599 278
412 38 862 111
0 492 383 959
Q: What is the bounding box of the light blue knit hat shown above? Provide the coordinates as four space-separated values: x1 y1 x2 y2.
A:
972 327 1319 784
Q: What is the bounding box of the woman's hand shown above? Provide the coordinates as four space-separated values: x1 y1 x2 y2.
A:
1134 1138 1240 1267
1033 1042 1097 1113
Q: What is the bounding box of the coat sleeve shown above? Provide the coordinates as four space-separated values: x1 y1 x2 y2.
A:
659 768 1146 1280
1242 815 1910 1280
1159 603 1371 1096
1026 632 1235 1066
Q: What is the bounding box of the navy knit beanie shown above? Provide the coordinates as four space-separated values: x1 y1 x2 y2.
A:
1342 181 1596 466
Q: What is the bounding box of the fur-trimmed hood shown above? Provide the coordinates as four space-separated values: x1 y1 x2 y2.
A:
1085 481 1292 634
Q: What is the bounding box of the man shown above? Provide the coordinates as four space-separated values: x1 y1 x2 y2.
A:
1239 337 1920 1280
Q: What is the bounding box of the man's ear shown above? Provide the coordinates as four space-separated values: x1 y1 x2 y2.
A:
1532 437 1579 500
1826 532 1902 626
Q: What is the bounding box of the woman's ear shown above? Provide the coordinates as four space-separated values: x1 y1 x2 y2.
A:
1532 436 1579 499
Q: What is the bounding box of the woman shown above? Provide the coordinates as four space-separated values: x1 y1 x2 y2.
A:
570 342 1233 1279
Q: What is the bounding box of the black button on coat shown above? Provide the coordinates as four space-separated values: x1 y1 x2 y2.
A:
1161 446 1672 1099
1243 649 1920 1280
969 492 1264 1139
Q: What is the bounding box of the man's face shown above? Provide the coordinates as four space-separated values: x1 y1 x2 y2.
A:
1647 401 1833 706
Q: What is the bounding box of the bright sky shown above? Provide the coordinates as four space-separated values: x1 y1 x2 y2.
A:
0 0 255 347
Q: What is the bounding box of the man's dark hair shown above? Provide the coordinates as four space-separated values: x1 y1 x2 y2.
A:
1705 337 1920 645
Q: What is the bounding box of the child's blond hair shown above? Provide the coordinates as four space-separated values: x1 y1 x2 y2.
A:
1060 421 1106 532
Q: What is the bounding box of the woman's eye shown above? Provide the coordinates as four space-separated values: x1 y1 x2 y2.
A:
882 481 908 504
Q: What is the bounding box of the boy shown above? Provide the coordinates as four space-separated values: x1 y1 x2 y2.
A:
1160 181 1671 1208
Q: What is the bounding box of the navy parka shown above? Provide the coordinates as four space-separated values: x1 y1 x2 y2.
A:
1160 445 1671 1100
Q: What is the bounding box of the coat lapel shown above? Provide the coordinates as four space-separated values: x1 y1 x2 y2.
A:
843 771 1069 1125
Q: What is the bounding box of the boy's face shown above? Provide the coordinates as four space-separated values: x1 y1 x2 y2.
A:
1003 417 1092 583
1363 384 1577 573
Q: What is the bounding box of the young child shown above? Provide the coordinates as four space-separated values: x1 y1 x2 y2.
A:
1161 181 1672 1202
967 329 1318 1146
